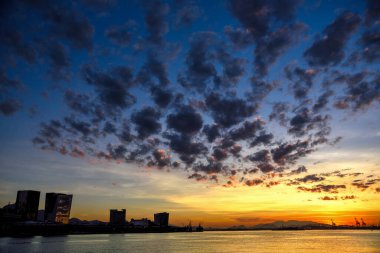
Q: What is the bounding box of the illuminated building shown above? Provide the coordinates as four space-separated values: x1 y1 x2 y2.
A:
44 193 73 224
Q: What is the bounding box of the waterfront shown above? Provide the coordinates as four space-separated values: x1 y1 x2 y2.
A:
0 230 379 253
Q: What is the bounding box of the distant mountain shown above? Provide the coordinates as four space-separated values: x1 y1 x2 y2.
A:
223 220 328 230
69 218 107 225
251 220 327 229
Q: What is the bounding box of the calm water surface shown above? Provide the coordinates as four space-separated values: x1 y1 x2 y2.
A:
0 230 379 253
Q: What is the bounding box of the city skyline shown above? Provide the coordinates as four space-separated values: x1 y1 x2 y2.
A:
0 0 380 228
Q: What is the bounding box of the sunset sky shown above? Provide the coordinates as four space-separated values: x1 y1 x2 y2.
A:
0 0 379 228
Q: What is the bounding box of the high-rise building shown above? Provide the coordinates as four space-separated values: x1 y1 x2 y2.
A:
109 209 126 225
154 212 169 227
44 193 73 224
15 190 40 221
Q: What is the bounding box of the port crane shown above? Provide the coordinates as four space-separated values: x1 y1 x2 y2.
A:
331 219 336 227
361 218 366 227
355 218 361 227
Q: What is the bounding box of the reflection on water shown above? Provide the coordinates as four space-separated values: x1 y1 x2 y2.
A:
0 230 379 253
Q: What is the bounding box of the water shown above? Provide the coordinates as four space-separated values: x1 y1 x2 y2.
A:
0 230 379 253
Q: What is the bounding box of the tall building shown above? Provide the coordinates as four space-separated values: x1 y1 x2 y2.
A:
44 193 73 224
109 209 126 225
15 190 40 221
154 212 169 227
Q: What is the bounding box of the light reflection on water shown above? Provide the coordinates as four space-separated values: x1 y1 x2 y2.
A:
0 230 379 253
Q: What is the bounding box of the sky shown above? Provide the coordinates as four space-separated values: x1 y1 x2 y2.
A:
0 0 379 228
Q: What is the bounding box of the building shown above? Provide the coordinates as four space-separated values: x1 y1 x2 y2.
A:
15 190 40 221
154 212 169 227
37 210 45 222
0 203 21 222
44 193 73 224
109 209 126 225
130 218 152 228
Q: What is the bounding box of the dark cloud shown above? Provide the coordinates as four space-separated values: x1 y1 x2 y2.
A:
142 0 169 45
328 72 380 111
44 42 70 80
212 148 228 161
131 107 162 139
105 21 136 46
288 165 307 175
106 144 127 161
269 102 290 126
150 86 172 108
257 162 275 173
365 0 380 25
167 105 203 135
341 195 356 200
165 133 207 164
351 178 380 190
45 6 94 51
344 75 380 110
188 173 207 181
361 28 380 63
0 29 36 64
228 0 300 41
64 90 93 116
228 0 302 75
304 11 360 66
297 184 346 193
285 64 317 100
229 144 242 156
137 53 169 87
82 64 136 110
0 70 23 93
203 124 221 143
192 161 226 175
251 131 274 147
248 150 271 163
150 149 171 167
224 26 253 49
117 121 134 144
228 119 264 141
175 4 201 27
63 117 98 140
0 100 21 116
254 23 306 76
295 174 325 183
215 47 246 87
178 32 217 91
206 92 257 128
103 122 117 135
319 196 337 201
313 90 334 113
248 78 277 102
271 140 313 166
245 179 263 186
288 108 330 137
